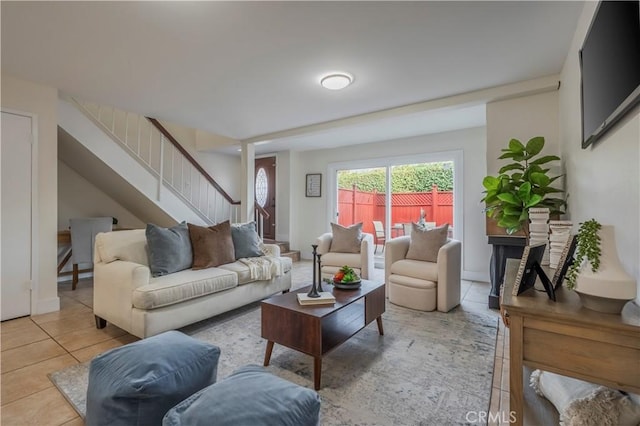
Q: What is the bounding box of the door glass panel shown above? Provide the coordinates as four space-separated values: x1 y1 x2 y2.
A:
336 167 387 239
255 167 268 207
390 161 454 236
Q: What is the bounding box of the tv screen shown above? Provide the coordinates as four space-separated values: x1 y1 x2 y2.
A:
580 0 640 148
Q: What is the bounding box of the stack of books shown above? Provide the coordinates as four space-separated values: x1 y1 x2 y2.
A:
297 292 335 306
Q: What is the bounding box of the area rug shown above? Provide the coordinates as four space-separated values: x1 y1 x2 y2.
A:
50 302 498 425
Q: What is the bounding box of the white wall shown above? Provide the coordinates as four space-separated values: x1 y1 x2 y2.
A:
160 120 242 201
57 160 145 230
290 127 489 281
486 91 561 176
274 150 292 242
1 73 59 314
559 2 640 303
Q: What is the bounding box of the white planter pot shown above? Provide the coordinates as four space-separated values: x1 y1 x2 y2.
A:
574 225 636 314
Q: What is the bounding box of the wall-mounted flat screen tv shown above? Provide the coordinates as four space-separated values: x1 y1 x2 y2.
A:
580 0 640 149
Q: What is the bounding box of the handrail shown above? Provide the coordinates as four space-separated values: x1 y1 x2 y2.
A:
147 118 239 205
255 202 270 219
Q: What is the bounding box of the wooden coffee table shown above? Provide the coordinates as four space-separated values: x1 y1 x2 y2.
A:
261 280 385 390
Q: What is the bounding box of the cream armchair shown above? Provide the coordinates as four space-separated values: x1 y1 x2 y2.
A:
385 236 461 312
316 233 375 280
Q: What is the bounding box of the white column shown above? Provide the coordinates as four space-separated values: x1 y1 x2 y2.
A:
240 142 255 223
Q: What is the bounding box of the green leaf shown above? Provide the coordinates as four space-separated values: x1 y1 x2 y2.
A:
498 152 517 160
530 155 560 165
482 176 500 190
530 172 551 187
525 136 545 156
504 205 523 216
509 138 525 153
524 194 543 208
498 163 525 173
497 193 520 206
518 182 532 200
498 216 521 228
511 173 523 182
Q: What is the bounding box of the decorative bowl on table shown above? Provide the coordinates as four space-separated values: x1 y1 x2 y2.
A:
332 265 361 289
333 279 361 290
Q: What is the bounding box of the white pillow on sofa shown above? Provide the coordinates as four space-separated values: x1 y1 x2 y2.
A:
530 370 640 426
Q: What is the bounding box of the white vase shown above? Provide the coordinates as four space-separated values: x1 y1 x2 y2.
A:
574 225 637 314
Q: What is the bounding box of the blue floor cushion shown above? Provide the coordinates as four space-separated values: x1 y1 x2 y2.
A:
163 365 321 426
86 330 220 426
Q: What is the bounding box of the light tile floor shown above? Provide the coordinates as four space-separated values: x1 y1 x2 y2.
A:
0 261 509 425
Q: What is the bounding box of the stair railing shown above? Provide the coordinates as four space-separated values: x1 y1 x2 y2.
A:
70 98 241 225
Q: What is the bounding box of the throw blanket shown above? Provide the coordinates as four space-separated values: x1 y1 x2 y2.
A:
238 256 283 281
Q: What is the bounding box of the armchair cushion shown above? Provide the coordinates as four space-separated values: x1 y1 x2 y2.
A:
406 223 449 263
390 258 438 282
188 221 236 269
329 222 363 253
321 252 363 269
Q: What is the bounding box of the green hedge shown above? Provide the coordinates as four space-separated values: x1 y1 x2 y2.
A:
338 163 453 192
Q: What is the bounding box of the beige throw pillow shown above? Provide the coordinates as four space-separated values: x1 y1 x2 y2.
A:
329 222 363 253
406 223 449 263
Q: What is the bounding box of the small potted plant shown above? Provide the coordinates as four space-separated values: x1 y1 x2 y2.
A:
566 219 636 314
565 219 601 290
481 136 566 236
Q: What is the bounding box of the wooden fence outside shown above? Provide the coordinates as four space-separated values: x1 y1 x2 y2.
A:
337 185 453 235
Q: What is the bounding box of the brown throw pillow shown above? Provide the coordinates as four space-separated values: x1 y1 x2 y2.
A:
188 221 236 269
329 222 363 253
406 223 449 263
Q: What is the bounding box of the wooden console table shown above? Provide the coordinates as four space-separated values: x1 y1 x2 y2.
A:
501 259 640 426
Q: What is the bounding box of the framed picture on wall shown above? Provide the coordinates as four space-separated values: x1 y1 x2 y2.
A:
306 173 322 197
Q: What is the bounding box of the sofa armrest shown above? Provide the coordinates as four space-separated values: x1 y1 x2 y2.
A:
261 243 281 257
436 239 462 312
360 233 375 280
316 233 333 255
94 260 150 331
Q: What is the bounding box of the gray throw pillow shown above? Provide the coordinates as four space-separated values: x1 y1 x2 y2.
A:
330 222 363 253
146 222 193 277
231 222 263 259
406 223 449 263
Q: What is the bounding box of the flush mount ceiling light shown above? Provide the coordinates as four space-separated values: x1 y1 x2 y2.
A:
320 73 353 90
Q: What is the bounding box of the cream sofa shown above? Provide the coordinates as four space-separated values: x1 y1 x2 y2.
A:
93 229 292 338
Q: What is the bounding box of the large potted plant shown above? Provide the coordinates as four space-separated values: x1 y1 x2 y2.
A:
482 136 566 236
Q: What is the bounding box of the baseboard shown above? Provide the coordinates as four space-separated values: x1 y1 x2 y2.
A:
57 271 93 283
463 270 489 283
34 296 60 315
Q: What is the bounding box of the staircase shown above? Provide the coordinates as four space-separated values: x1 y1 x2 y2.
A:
264 240 300 262
58 96 299 262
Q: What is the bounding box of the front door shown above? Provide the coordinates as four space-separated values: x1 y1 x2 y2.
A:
1 111 34 320
255 156 276 240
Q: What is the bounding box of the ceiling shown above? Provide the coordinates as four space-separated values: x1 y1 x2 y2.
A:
2 1 583 155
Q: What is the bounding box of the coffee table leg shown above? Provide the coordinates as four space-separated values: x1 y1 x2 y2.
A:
314 357 322 390
376 316 384 335
264 341 274 366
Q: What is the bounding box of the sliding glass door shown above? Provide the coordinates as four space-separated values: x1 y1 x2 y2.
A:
328 151 462 262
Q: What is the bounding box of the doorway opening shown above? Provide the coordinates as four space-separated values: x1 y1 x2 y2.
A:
255 156 276 240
